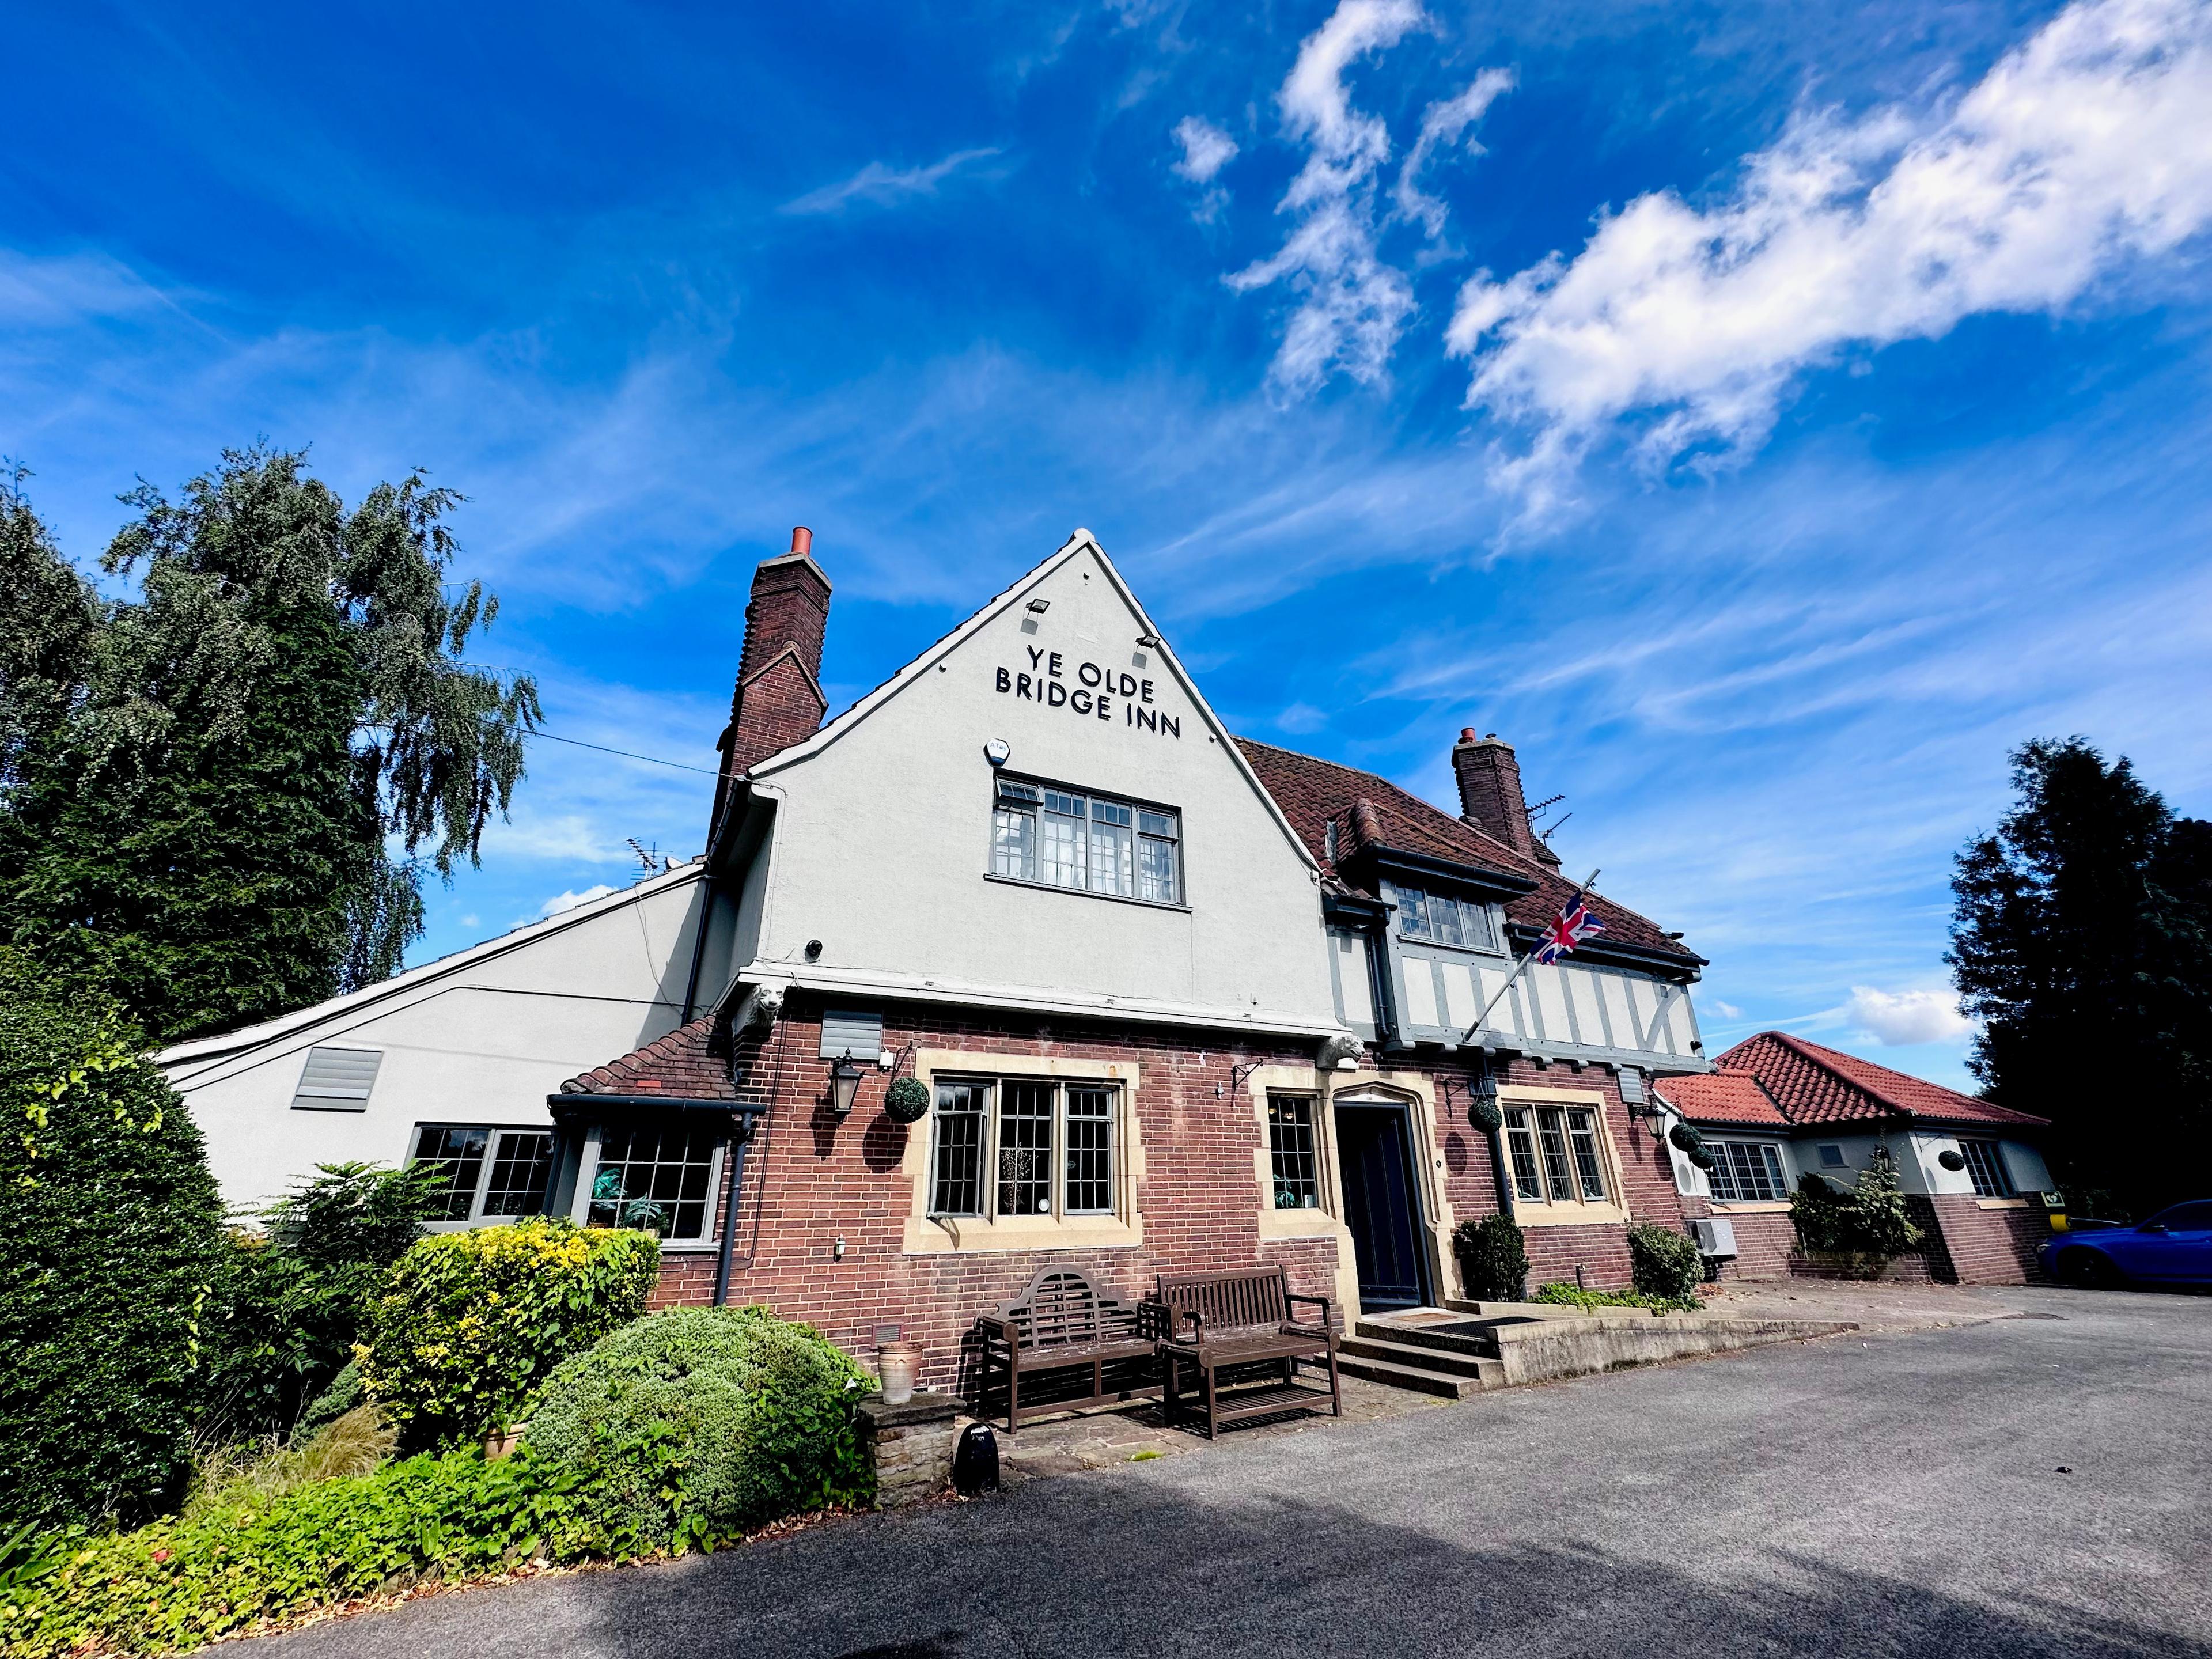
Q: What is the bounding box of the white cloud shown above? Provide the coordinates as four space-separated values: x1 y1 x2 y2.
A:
1709 998 1744 1020
1846 986 1976 1046
778 147 1003 217
1172 116 1239 184
1450 0 2212 503
537 883 619 919
1394 70 1516 237
1228 0 1430 393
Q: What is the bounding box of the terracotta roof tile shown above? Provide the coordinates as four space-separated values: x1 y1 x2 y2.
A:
1235 737 1697 965
1653 1071 1790 1127
560 1016 736 1099
1715 1032 2047 1129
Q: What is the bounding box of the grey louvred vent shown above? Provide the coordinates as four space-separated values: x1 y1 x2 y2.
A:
819 1009 883 1063
290 1046 382 1111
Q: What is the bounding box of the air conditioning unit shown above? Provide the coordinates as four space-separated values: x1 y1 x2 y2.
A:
1691 1218 1738 1259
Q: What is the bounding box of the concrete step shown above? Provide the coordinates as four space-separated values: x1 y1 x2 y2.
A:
1355 1317 1503 1360
1337 1334 1499 1381
1334 1347 1487 1400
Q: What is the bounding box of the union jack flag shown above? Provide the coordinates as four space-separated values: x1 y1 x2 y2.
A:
1533 896 1606 964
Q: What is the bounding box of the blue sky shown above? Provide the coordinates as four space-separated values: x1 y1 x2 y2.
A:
6 0 2211 1087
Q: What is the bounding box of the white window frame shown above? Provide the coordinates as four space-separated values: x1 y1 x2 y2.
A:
408 1123 556 1229
1956 1137 2013 1199
1386 881 1500 953
987 775 1186 908
926 1075 1122 1221
1706 1138 1791 1203
568 1121 730 1250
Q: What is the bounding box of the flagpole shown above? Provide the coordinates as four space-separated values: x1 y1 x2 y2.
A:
1460 868 1600 1047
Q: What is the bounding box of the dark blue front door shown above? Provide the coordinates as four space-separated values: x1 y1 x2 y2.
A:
1337 1104 1427 1309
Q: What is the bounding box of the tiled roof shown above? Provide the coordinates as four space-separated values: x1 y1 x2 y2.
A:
1234 738 1698 965
1653 1071 1790 1127
560 1016 736 1099
1715 1032 2047 1129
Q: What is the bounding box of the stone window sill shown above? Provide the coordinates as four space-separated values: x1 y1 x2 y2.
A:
1975 1197 2030 1210
1513 1201 1629 1229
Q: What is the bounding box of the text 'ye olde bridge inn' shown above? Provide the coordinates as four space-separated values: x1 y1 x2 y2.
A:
162 528 2060 1396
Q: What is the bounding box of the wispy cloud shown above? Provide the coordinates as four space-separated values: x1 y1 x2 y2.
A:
1448 0 2212 514
1393 69 1514 237
1171 115 1238 221
778 147 1004 217
536 882 619 918
1847 986 1975 1046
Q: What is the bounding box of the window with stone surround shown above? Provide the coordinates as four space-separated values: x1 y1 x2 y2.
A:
1502 1104 1612 1206
927 1075 1120 1219
1266 1094 1323 1210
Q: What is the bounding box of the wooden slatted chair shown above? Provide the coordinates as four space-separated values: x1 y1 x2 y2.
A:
1154 1265 1340 1439
974 1267 1164 1435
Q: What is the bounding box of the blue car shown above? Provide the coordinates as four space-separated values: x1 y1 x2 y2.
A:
2041 1201 2212 1288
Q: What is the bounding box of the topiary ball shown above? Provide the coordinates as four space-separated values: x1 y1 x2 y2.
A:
1937 1148 1967 1172
883 1075 930 1124
1467 1095 1503 1135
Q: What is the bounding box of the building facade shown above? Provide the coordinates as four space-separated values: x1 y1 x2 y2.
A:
1656 1033 2055 1285
544 529 1715 1386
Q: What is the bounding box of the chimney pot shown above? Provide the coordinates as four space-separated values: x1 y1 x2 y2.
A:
1459 727 1478 744
790 525 812 556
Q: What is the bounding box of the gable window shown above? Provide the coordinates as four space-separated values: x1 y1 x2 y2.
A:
1816 1143 1847 1168
293 1046 383 1111
991 777 1181 904
585 1123 724 1243
1956 1138 2013 1198
1707 1139 1789 1203
927 1076 1120 1218
1503 1105 1611 1204
410 1124 552 1225
1267 1094 1323 1209
1389 883 1497 951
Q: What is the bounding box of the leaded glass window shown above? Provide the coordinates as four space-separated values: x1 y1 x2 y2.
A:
1503 1108 1544 1200
1390 882 1498 951
996 1080 1055 1215
1137 809 1180 903
992 781 1040 880
1566 1109 1607 1200
1957 1138 2012 1198
1505 1104 1613 1205
588 1123 719 1241
1088 798 1134 896
1268 1094 1322 1209
1064 1086 1115 1213
1706 1139 1787 1203
990 777 1182 906
1041 791 1087 888
930 1082 987 1214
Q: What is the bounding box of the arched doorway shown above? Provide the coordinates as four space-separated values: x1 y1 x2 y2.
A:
1333 1092 1431 1309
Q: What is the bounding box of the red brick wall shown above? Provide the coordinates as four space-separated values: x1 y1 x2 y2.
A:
1925 1194 2051 1285
1707 1210 1797 1281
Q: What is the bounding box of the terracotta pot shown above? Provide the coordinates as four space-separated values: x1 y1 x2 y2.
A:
483 1422 529 1460
876 1342 919 1405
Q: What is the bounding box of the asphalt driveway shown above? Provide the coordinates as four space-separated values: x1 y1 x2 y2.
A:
256 1285 2212 1659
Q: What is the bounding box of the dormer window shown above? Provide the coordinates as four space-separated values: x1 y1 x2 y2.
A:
1388 882 1497 950
990 777 1183 905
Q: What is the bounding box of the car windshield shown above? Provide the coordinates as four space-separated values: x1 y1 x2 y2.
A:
2142 1202 2212 1230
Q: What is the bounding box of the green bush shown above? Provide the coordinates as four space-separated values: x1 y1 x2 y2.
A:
1789 1149 1926 1262
1626 1223 1706 1303
1530 1281 1702 1314
359 1220 657 1452
1451 1214 1529 1301
203 1162 446 1442
0 950 229 1531
0 1444 597 1657
527 1306 874 1553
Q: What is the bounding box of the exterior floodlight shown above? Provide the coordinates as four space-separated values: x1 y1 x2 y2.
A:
1137 632 1161 648
1026 598 1050 613
830 1052 865 1117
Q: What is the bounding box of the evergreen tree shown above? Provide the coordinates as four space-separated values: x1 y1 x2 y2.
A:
1949 738 2212 1217
0 449 539 1041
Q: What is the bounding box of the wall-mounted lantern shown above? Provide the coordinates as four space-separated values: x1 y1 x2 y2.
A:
830 1051 866 1116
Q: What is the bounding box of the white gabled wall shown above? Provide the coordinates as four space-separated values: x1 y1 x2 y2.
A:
745 541 1335 1025
164 868 722 1213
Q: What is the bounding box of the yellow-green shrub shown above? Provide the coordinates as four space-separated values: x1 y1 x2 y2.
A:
359 1221 656 1451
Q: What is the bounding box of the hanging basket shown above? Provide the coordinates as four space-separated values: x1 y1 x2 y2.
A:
1937 1148 1967 1172
1466 1095 1503 1135
1669 1122 1716 1170
883 1075 931 1124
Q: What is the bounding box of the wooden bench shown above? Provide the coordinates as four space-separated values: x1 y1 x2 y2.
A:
974 1267 1164 1435
1155 1266 1340 1439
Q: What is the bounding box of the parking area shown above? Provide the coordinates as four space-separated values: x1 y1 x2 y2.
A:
252 1283 2212 1658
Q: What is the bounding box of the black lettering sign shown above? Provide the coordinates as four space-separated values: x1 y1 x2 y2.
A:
1048 652 1064 679
991 661 1179 739
996 666 1011 692
1097 694 1112 721
1048 681 1067 707
1141 680 1155 703
1078 661 1102 688
1071 688 1092 714
1027 646 1045 671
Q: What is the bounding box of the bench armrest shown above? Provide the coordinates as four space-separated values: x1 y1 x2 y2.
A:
1285 1291 1333 1328
1163 1306 1206 1344
975 1314 1022 1351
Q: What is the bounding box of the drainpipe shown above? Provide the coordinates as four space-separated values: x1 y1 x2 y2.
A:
1475 1053 1514 1221
711 1119 752 1307
679 871 717 1025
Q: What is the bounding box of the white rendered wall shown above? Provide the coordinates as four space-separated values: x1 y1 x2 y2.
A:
747 544 1335 1025
165 869 717 1214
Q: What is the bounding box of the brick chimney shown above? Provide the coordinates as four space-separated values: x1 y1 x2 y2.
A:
1452 729 1556 865
716 528 832 800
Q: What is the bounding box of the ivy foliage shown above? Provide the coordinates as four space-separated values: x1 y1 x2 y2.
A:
1451 1214 1529 1302
359 1221 659 1452
0 949 228 1532
1950 737 2212 1218
1625 1223 1706 1304
527 1306 874 1555
0 450 539 1043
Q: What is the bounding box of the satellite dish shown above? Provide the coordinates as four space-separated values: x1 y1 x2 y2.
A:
984 739 1011 767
